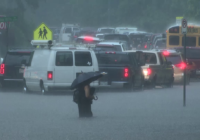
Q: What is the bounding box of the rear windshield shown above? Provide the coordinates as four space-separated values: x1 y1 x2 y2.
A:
176 49 200 59
165 55 182 64
95 45 121 51
96 54 130 65
4 52 33 66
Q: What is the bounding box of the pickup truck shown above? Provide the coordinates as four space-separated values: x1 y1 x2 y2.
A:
95 51 145 91
140 50 174 87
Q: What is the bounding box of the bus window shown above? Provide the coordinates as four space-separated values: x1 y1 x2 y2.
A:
182 37 196 46
169 36 179 45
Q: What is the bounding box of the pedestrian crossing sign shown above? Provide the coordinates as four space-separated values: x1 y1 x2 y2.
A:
33 22 52 40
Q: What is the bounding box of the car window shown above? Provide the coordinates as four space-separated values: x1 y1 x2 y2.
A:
96 53 130 65
165 55 182 64
75 51 92 66
169 36 179 45
4 52 33 66
65 28 72 33
56 51 73 66
144 53 157 64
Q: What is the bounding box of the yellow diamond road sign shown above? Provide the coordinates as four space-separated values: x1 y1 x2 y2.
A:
33 23 52 40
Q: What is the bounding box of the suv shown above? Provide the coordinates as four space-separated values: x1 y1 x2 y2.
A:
59 24 80 43
0 48 35 88
23 43 99 94
124 50 174 88
162 50 190 84
175 47 200 79
94 41 130 52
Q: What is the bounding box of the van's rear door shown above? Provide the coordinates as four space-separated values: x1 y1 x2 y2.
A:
3 51 33 80
74 51 94 76
54 51 74 87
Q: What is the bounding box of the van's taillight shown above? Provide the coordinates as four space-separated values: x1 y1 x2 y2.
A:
0 64 5 74
124 68 129 78
175 62 186 70
143 68 151 76
47 71 53 80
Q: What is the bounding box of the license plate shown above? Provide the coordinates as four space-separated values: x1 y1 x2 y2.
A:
100 81 108 86
19 69 24 73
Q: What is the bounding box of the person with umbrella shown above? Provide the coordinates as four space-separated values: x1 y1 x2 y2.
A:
70 72 106 118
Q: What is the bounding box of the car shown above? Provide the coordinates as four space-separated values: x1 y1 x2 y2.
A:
153 38 166 49
175 47 200 79
162 50 190 84
115 27 137 34
104 34 132 49
95 51 145 91
124 49 174 88
0 48 35 89
97 27 115 34
59 24 80 43
94 41 130 52
23 40 99 94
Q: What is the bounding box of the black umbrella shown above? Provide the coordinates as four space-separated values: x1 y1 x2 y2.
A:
70 72 106 90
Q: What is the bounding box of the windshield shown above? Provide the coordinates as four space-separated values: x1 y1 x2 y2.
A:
96 53 130 65
165 54 182 64
95 45 121 51
4 52 33 66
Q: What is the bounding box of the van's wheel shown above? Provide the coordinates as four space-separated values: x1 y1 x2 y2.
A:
40 81 46 95
23 80 30 93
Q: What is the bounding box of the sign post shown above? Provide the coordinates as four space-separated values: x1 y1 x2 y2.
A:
182 19 187 107
0 16 18 51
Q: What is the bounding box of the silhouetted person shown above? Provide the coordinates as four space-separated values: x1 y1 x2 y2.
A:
38 28 43 39
77 84 94 118
43 27 47 39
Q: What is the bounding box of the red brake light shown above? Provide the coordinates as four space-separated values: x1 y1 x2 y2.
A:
175 62 186 70
147 68 151 75
144 44 147 48
163 51 170 56
143 68 151 76
84 36 93 42
0 64 5 74
47 71 53 80
124 68 129 78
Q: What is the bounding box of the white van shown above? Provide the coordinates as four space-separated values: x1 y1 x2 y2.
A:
23 44 99 94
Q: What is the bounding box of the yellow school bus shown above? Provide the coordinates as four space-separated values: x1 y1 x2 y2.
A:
166 25 200 48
